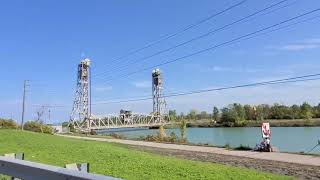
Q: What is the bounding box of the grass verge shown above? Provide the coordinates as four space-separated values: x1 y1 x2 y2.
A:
0 130 292 180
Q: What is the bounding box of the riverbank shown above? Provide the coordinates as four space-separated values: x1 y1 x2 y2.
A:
59 133 320 179
175 118 320 128
0 130 288 180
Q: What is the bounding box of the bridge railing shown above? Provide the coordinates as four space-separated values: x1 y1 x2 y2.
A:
0 155 119 180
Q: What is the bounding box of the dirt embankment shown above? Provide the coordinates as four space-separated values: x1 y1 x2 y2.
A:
127 145 320 180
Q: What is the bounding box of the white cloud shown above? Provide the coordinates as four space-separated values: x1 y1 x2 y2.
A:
131 81 151 88
273 38 320 51
184 64 264 74
94 86 112 92
304 38 320 44
280 44 320 51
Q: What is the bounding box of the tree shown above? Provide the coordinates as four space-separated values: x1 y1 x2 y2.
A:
255 104 270 121
290 105 300 119
220 104 246 126
188 109 197 120
199 111 208 120
270 103 291 119
300 102 313 120
169 110 177 121
180 120 187 140
212 106 220 122
233 103 246 123
178 112 185 120
158 125 166 140
312 103 320 118
244 105 255 120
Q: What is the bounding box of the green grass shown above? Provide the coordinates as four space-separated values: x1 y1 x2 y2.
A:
0 130 291 180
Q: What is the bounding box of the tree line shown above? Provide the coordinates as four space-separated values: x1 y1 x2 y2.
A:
169 102 319 126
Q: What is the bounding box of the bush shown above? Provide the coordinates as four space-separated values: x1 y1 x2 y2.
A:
109 133 124 139
234 144 252 151
23 121 53 134
0 119 19 129
90 130 97 135
169 132 177 142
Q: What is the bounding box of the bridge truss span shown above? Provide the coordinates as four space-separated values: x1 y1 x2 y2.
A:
71 114 169 131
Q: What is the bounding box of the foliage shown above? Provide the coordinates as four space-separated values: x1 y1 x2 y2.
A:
109 133 124 139
255 104 270 121
221 104 246 127
300 102 313 120
169 110 177 121
0 175 10 180
0 118 19 129
177 102 320 126
187 109 197 120
23 121 53 134
158 125 166 140
169 132 177 142
62 121 69 127
175 102 320 128
212 106 220 122
234 144 253 151
143 131 180 143
0 130 289 179
180 120 187 140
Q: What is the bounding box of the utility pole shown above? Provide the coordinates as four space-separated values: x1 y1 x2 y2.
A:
21 80 28 130
89 65 92 118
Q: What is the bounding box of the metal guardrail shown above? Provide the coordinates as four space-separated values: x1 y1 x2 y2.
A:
0 156 119 180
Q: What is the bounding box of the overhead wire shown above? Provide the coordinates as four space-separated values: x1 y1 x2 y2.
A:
32 73 320 107
92 0 247 77
97 8 320 83
93 0 294 80
90 73 320 105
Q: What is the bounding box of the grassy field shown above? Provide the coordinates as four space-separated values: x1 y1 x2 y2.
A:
0 130 291 180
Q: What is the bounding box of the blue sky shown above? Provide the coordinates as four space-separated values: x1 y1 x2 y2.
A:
1 0 320 123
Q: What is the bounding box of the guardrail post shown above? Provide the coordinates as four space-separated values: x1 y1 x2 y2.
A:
3 153 24 180
4 153 24 161
65 163 89 172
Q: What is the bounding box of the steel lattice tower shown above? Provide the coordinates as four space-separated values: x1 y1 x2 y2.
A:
152 69 168 123
70 58 91 130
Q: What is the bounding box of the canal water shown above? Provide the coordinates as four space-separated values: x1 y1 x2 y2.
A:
98 127 320 153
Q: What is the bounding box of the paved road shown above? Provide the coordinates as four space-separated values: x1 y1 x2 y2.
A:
58 134 320 167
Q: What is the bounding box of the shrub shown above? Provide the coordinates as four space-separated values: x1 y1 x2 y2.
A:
169 132 177 142
23 121 53 134
90 130 97 135
158 125 166 140
234 144 252 151
0 119 19 129
109 133 124 139
180 120 187 140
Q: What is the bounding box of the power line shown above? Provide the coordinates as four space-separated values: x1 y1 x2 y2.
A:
92 0 247 77
33 73 320 107
98 8 320 83
90 73 320 105
165 76 320 98
93 0 292 79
